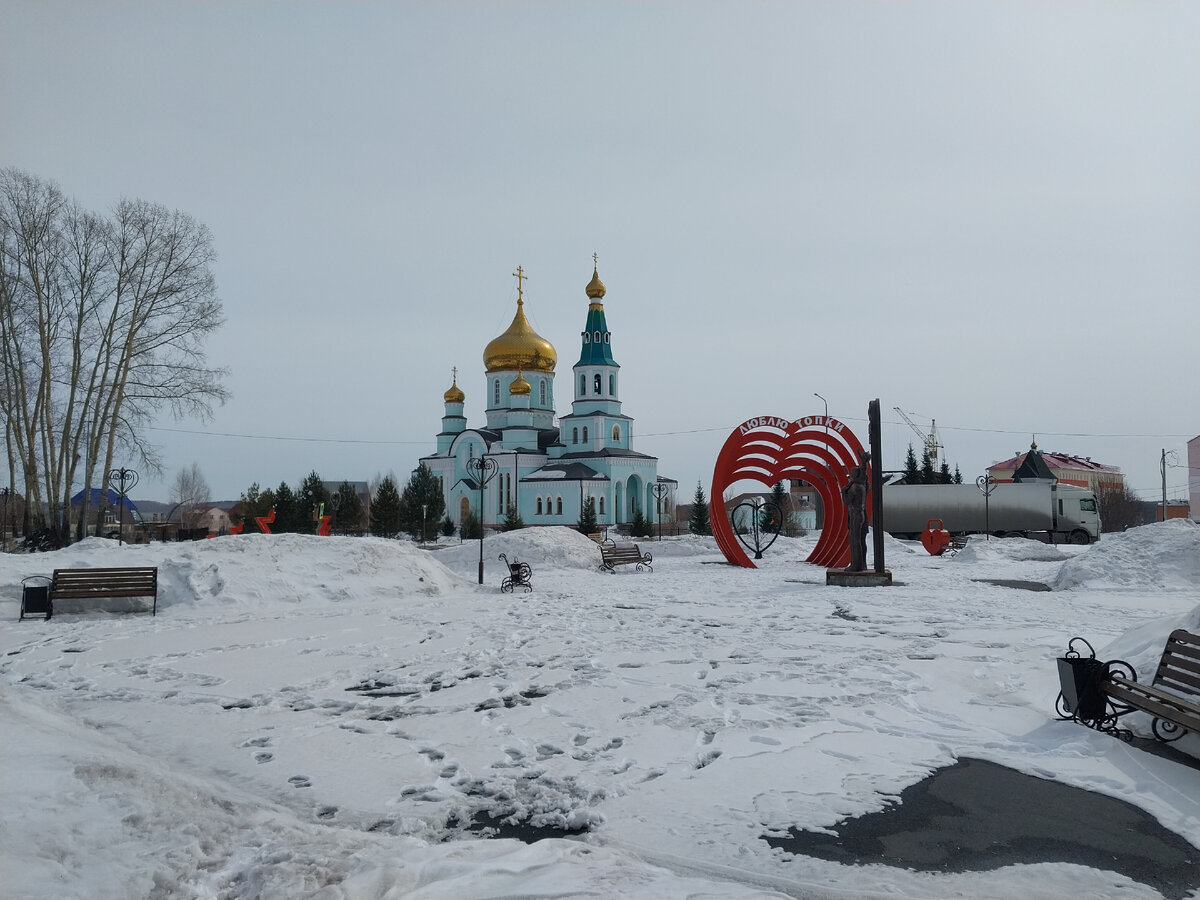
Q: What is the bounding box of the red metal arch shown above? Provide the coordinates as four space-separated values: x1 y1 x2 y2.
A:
711 415 868 569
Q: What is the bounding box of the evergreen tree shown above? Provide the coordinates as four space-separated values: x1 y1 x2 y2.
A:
630 507 654 539
297 471 332 532
370 475 402 536
440 515 456 537
237 482 274 531
272 481 301 533
919 450 936 485
461 508 482 540
398 464 446 540
689 481 711 535
938 462 952 485
903 444 920 485
500 504 525 531
577 496 598 535
770 481 793 536
953 465 963 484
332 481 365 535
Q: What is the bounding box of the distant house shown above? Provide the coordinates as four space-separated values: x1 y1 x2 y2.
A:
988 443 1124 493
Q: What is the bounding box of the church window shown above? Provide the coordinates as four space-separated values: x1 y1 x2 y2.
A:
572 427 578 444
604 333 610 343
613 425 620 442
539 380 546 405
583 332 590 343
556 497 563 515
582 426 588 443
536 497 543 515
609 374 615 394
593 374 601 394
493 379 500 406
599 496 605 515
580 374 586 395
594 331 601 343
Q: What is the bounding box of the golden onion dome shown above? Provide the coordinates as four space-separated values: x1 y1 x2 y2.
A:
509 370 532 395
483 295 557 374
585 264 606 300
443 377 465 404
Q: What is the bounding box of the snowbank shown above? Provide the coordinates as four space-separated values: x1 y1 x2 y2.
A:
1053 520 1200 591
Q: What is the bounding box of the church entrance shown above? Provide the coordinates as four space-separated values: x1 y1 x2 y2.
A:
459 496 470 525
626 474 643 521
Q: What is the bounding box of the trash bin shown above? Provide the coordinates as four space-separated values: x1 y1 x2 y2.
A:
20 575 52 621
1057 655 1107 720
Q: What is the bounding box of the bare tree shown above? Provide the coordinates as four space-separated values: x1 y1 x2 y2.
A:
1 168 228 541
170 462 211 530
1096 483 1145 533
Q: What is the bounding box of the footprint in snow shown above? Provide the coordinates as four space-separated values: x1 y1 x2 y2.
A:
253 751 274 764
288 775 312 788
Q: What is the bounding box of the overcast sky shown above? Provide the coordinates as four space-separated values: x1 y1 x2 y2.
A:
3 1 1197 504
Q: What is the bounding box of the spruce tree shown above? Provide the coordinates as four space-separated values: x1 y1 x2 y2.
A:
938 462 952 485
333 481 365 535
631 507 653 539
237 482 274 532
770 481 792 536
370 476 402 536
500 504 525 531
440 515 456 537
577 496 598 535
903 444 920 485
297 471 332 532
919 450 936 485
953 464 963 485
689 481 711 535
398 464 446 539
272 481 301 533
461 508 482 540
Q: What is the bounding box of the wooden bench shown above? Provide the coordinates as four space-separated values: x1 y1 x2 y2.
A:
598 541 653 573
1101 629 1200 743
48 566 159 617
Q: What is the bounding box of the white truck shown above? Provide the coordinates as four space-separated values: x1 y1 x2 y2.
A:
880 482 1101 544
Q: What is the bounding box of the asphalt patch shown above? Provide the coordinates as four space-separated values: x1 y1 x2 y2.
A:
764 757 1199 899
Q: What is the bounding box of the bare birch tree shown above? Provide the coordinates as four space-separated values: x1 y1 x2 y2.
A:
1 168 228 541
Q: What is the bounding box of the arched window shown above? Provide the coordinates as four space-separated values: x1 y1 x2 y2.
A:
556 497 563 515
599 496 605 515
580 374 586 395
604 333 610 343
536 497 543 515
493 379 500 406
582 426 588 443
539 379 546 405
572 427 578 444
609 374 615 394
583 331 590 343
612 425 620 442
593 374 601 394
593 331 601 343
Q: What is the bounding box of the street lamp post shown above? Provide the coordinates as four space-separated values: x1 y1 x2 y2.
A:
421 504 428 546
466 454 498 584
108 467 139 547
651 482 669 541
976 474 996 541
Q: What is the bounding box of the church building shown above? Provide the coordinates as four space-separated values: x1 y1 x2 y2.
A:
422 262 674 532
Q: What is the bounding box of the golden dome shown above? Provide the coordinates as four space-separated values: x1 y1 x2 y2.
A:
483 295 557 374
509 371 532 395
586 265 606 300
443 377 465 404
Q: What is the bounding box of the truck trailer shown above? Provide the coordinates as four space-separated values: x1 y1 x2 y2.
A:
880 482 1101 544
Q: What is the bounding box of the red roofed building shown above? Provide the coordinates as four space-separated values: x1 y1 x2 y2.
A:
987 442 1124 492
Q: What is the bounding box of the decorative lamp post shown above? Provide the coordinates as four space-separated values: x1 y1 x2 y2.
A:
651 481 669 541
466 454 498 584
976 473 996 540
108 467 139 547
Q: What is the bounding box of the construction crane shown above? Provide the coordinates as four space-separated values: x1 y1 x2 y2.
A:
894 407 941 466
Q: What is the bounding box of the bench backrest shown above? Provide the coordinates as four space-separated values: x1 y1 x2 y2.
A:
51 567 158 597
1154 630 1200 698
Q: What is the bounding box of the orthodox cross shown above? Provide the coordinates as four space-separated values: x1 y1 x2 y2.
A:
513 265 527 300
451 366 458 384
593 251 599 268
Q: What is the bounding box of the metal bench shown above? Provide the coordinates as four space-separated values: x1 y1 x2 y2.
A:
1055 630 1200 742
47 566 159 617
598 541 653 573
498 553 532 593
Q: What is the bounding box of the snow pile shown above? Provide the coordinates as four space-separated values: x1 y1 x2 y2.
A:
952 536 1069 564
431 526 603 577
1052 520 1200 591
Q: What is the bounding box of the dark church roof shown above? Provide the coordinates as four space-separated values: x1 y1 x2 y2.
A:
1011 445 1057 482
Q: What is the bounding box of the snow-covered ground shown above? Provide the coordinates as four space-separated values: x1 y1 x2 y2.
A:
2 520 1197 899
